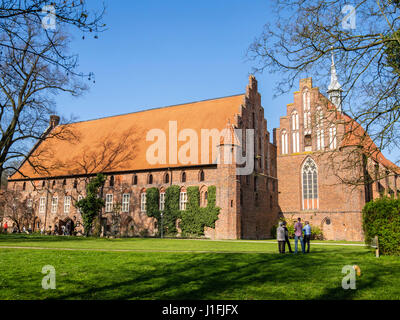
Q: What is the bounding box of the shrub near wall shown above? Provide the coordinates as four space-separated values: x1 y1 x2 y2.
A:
362 197 400 255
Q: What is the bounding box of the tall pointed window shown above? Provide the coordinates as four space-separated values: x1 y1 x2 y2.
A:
291 111 299 131
64 196 71 213
303 89 311 132
329 125 337 149
180 191 187 210
122 194 130 213
51 197 58 214
141 192 146 213
303 89 310 111
39 197 46 214
291 110 300 153
105 194 113 212
302 158 318 210
316 107 324 150
160 192 165 211
292 131 300 153
281 130 288 154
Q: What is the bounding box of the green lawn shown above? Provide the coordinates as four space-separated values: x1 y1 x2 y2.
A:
0 234 399 300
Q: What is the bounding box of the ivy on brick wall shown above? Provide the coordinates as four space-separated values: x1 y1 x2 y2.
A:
146 187 160 220
144 185 220 238
163 185 181 236
180 185 220 237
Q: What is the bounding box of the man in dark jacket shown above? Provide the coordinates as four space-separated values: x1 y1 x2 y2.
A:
283 221 293 253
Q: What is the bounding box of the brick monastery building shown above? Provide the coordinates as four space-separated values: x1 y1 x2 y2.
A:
5 56 400 240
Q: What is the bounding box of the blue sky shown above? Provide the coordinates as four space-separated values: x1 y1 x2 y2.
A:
55 0 399 163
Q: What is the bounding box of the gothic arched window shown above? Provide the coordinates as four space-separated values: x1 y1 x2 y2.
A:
302 158 319 210
181 171 186 183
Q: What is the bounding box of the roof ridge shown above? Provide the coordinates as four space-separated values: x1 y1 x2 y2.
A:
65 93 245 126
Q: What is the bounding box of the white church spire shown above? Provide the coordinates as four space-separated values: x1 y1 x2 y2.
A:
327 50 343 111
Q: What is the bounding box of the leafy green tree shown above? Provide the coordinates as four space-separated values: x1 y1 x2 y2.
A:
76 173 106 237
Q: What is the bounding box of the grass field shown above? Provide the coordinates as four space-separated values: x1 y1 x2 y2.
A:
0 234 399 300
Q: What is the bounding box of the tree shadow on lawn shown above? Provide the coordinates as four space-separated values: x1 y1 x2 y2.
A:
53 248 390 300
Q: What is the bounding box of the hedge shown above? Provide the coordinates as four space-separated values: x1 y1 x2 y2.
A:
362 197 400 255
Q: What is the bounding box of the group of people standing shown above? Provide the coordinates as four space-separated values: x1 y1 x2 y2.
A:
277 218 311 254
2 220 74 236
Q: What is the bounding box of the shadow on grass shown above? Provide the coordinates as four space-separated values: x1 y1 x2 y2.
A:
50 247 392 300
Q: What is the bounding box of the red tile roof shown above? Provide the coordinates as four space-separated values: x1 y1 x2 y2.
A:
10 94 245 180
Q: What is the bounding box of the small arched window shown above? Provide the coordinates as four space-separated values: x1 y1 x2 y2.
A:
52 180 56 188
199 170 205 182
42 180 46 188
73 179 78 189
164 173 170 184
148 174 153 185
302 157 319 210
22 182 26 191
109 176 114 187
132 175 138 185
63 179 66 186
181 172 186 183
